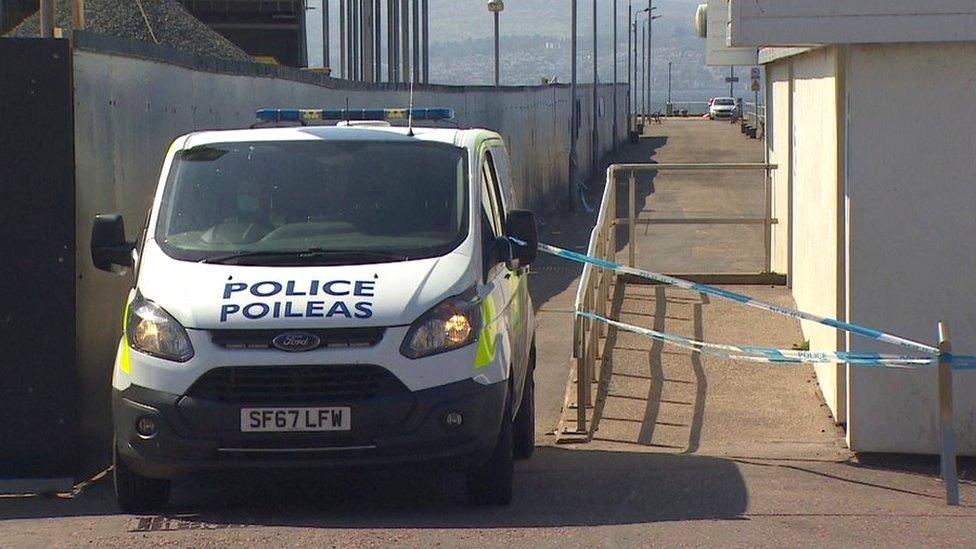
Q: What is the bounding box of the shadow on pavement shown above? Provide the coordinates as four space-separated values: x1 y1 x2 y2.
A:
849 453 976 482
0 447 749 527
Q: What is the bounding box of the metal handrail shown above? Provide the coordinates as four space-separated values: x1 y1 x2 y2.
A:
572 167 617 433
744 102 766 128
571 162 777 433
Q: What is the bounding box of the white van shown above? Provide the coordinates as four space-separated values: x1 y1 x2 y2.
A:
91 108 539 511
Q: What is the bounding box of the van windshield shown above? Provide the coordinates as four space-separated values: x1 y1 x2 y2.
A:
155 140 469 265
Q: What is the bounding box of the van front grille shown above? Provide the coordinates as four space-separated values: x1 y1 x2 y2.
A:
209 327 385 350
185 364 407 404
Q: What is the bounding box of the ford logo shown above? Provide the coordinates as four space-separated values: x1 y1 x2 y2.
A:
272 332 321 352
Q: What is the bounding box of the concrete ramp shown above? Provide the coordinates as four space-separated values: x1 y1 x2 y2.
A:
561 120 845 462
586 281 845 459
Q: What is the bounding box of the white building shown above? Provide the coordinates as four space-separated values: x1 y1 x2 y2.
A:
715 1 976 454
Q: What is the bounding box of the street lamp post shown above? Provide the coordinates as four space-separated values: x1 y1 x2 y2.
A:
423 0 430 83
386 0 396 84
627 2 632 137
412 0 420 84
352 0 358 79
647 11 661 117
570 0 578 211
339 0 346 78
634 7 655 122
640 25 645 121
401 0 410 83
488 1 504 87
613 0 618 150
591 0 598 169
667 60 672 113
646 0 651 118
322 0 330 73
632 20 638 127
375 0 382 82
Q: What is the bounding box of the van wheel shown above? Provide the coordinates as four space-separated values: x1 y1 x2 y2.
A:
466 403 514 505
513 361 535 460
114 442 170 513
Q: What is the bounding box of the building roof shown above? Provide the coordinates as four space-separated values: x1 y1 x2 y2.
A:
729 0 976 47
6 0 251 62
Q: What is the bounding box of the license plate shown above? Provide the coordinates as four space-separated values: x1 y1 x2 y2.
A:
240 407 351 432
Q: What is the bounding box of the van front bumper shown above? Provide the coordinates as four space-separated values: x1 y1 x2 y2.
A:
113 378 507 479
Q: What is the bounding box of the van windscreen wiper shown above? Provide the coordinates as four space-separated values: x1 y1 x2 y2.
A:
199 248 411 265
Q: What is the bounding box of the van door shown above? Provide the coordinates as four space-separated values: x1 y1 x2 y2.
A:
481 146 528 409
478 148 516 401
489 145 532 403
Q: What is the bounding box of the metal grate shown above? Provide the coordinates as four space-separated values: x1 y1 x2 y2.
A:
210 327 385 350
185 364 407 404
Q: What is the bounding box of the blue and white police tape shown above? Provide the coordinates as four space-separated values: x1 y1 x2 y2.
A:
529 240 938 354
577 311 976 370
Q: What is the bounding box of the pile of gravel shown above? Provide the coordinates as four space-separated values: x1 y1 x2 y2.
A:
7 0 251 62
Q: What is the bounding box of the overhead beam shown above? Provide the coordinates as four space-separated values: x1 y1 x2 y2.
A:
729 0 976 46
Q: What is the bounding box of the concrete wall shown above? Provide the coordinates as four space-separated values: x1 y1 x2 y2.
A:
786 46 846 423
844 43 976 454
71 41 626 472
764 41 976 454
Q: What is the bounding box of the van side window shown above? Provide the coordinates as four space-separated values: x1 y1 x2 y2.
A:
481 151 506 280
482 152 505 235
490 146 517 212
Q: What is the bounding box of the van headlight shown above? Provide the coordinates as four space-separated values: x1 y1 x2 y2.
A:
400 288 482 359
126 293 194 362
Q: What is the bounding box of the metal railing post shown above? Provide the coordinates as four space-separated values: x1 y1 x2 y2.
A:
585 280 596 388
576 316 587 432
628 171 636 267
611 168 618 262
937 321 959 506
595 238 606 353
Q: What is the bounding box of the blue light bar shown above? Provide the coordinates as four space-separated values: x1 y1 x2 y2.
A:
255 108 454 123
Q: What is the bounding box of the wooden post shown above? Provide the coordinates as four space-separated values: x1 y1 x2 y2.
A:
937 321 959 505
39 0 55 37
72 0 85 30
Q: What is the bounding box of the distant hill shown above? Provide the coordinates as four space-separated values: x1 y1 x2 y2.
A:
308 0 744 103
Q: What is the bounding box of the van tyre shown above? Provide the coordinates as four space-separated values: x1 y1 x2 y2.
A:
114 442 170 513
466 403 514 505
513 355 536 460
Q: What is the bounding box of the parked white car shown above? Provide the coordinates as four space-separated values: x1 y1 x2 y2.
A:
709 97 736 119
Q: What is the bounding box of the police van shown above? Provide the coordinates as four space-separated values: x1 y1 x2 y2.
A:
91 108 539 511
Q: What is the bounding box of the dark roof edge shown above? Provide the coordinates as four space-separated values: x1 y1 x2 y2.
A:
70 30 623 93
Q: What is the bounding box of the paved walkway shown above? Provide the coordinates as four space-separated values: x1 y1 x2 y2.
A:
561 119 841 458
623 120 768 274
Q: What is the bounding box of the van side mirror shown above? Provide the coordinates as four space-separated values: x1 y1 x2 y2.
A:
506 209 538 267
91 214 135 272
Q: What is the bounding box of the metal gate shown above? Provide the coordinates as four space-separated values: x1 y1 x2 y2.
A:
0 38 77 489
